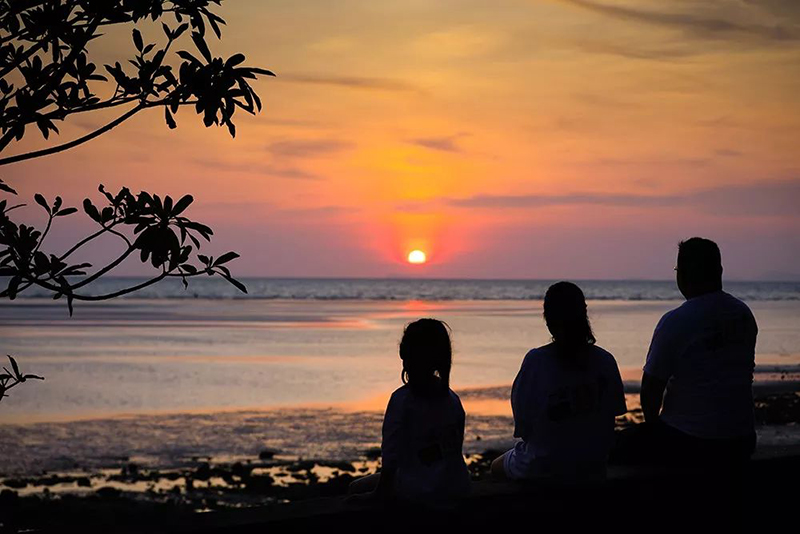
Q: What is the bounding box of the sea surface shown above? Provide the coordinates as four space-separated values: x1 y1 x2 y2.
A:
1 278 799 476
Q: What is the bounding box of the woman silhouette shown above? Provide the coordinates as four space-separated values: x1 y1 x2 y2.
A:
492 281 627 480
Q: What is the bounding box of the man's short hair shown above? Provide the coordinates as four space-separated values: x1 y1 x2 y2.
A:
677 237 722 284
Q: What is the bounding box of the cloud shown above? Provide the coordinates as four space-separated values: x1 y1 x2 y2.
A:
280 73 421 93
448 192 679 209
199 201 359 221
573 39 697 61
408 134 468 153
194 158 320 180
593 156 710 168
554 0 800 44
279 205 360 217
265 139 354 158
443 179 800 217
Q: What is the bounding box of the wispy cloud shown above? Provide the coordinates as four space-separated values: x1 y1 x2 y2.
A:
194 158 321 180
280 73 421 93
573 39 697 61
554 0 800 43
448 192 679 209
408 133 468 153
715 148 743 157
592 156 710 168
265 139 354 158
444 180 800 217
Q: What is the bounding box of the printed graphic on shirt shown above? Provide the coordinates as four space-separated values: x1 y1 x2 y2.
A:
416 424 461 465
700 312 751 352
546 380 601 422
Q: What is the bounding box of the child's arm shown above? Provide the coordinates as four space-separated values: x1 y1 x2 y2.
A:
376 390 405 501
374 465 397 501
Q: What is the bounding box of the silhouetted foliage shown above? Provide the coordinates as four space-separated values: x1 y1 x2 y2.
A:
0 0 275 165
0 354 43 402
0 178 247 315
0 0 274 401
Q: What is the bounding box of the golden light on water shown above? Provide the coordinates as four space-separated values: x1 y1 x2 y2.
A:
407 250 427 264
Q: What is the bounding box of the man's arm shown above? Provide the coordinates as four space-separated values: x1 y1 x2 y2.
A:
640 371 668 424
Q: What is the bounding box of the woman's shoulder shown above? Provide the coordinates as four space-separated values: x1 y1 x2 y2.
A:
522 343 556 363
588 343 616 361
387 384 412 406
587 344 622 372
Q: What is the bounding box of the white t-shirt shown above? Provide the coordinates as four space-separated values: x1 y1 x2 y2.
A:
510 344 627 468
381 385 471 503
643 290 757 439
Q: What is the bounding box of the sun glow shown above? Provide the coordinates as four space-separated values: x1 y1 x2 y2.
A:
407 250 427 264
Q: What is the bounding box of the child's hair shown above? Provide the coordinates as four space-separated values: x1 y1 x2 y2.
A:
543 281 596 359
399 318 452 398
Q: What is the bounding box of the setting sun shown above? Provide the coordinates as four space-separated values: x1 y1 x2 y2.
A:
407 250 427 264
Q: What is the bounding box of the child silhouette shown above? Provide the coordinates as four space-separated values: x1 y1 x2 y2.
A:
349 318 471 506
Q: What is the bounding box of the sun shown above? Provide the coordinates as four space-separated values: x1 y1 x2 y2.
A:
407 250 427 264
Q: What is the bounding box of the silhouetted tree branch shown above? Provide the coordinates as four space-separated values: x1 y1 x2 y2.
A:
0 0 275 165
0 0 274 403
0 354 43 403
0 181 247 315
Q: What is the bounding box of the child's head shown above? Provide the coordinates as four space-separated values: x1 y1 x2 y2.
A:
399 318 452 397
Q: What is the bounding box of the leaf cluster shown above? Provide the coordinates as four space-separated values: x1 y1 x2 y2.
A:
0 354 43 403
1 179 246 315
0 0 275 164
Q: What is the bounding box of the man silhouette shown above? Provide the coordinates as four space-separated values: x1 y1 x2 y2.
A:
639 237 757 463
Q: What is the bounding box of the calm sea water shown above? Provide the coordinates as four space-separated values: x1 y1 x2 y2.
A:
8 277 800 301
1 278 798 476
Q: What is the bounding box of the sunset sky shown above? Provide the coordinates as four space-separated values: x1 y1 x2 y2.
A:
5 0 800 280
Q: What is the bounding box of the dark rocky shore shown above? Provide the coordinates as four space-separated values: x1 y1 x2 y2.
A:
1 391 798 533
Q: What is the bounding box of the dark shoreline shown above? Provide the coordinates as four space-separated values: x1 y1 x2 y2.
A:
1 391 797 532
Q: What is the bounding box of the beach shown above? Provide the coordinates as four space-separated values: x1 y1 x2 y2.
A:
1 279 799 522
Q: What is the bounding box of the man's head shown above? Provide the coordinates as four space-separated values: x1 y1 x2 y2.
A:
676 237 723 299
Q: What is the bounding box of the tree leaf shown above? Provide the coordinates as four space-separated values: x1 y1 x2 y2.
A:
249 68 276 77
0 179 17 195
83 199 101 222
6 276 20 300
213 252 239 266
218 272 247 293
8 355 21 381
191 32 212 63
55 207 78 217
225 53 245 68
165 107 177 129
34 193 51 214
132 29 143 51
172 194 193 216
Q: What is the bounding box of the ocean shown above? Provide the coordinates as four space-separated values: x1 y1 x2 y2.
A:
1 278 799 477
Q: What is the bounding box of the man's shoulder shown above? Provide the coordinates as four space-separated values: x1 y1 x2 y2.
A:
719 290 755 314
654 305 685 331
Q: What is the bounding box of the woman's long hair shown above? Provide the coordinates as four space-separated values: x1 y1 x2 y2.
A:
543 281 596 359
399 318 452 398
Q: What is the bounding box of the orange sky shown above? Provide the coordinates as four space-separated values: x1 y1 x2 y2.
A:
4 0 800 279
